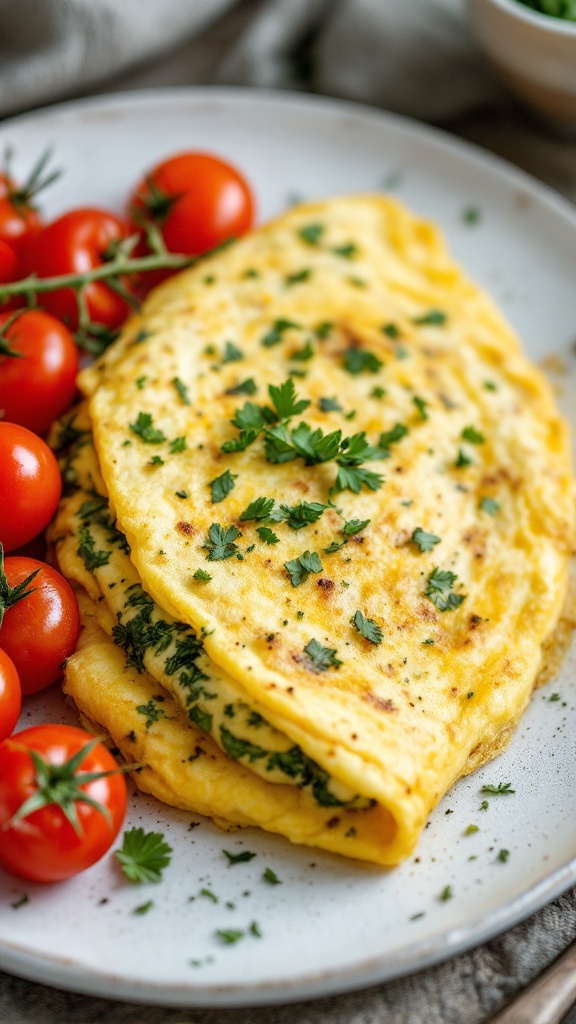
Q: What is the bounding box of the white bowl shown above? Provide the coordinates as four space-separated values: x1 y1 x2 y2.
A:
468 0 576 130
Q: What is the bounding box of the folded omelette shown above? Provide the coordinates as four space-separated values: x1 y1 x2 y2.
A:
48 195 574 866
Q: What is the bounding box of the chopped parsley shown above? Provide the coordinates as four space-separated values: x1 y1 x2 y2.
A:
222 341 244 363
379 422 409 448
464 824 479 836
134 900 154 915
223 849 257 865
463 206 481 225
263 867 282 885
440 885 453 901
479 497 500 516
480 800 489 811
462 426 484 444
169 436 187 454
203 523 242 561
264 422 341 466
284 550 323 586
371 386 386 400
424 567 466 612
413 309 447 327
332 242 358 259
412 396 429 421
175 489 189 499
333 465 383 495
129 412 166 444
342 517 370 536
272 501 327 530
210 469 238 504
225 378 257 396
381 322 400 339
315 321 333 339
216 929 245 945
285 268 312 285
411 527 441 553
498 849 510 863
261 318 301 348
115 828 172 883
257 526 279 544
193 569 212 582
269 377 311 420
343 347 383 375
352 610 383 645
455 448 472 468
304 638 342 671
77 527 111 572
480 782 515 795
299 223 324 246
319 397 344 413
484 380 497 391
136 700 166 729
240 497 276 522
149 455 164 467
290 340 315 362
136 375 147 390
200 888 219 903
173 376 191 405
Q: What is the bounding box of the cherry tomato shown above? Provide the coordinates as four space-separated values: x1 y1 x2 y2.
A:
0 423 62 552
0 649 21 742
129 152 254 289
0 310 78 436
0 239 18 283
0 725 128 882
28 208 132 330
0 197 41 260
0 556 79 695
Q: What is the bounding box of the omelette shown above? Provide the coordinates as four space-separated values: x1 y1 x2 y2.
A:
49 195 574 866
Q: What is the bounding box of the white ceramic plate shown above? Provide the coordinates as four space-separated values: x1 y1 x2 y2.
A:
0 88 575 1009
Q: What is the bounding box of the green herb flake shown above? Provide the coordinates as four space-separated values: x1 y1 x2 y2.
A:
379 423 409 448
136 700 166 730
332 242 358 259
129 412 166 444
498 849 510 863
424 567 466 612
299 223 324 246
210 469 238 504
440 885 453 902
347 276 367 289
464 824 479 836
215 929 245 945
225 377 257 397
342 517 370 536
455 449 472 468
200 888 219 903
223 849 257 865
319 396 344 413
136 375 147 390
371 386 386 400
381 322 400 339
222 341 244 364
412 396 428 421
256 526 280 545
193 568 212 582
149 455 164 467
480 782 515 795
240 497 276 522
115 828 173 883
203 523 242 561
479 497 500 517
480 800 489 811
315 321 333 340
173 376 191 405
263 867 282 885
304 638 342 671
411 527 441 552
250 921 262 938
291 340 315 362
352 610 383 645
10 894 28 909
285 268 312 286
268 377 311 421
273 501 327 530
261 318 301 348
243 267 259 279
176 489 189 499
413 309 447 327
549 692 561 702
284 550 323 587
134 900 154 915
462 426 484 445
463 206 482 225
484 380 498 391
343 348 383 375
169 436 187 454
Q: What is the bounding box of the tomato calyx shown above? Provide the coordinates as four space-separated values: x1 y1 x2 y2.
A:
2 148 61 214
0 543 40 628
0 309 28 358
133 176 184 226
5 734 137 836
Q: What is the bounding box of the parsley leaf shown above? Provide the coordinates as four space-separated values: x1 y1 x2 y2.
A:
240 497 276 522
411 527 441 552
136 700 166 729
462 426 484 444
424 567 466 612
413 309 447 326
290 340 315 362
210 469 238 504
342 517 370 536
221 428 259 454
343 348 383 375
440 884 453 901
498 849 510 863
261 318 300 348
315 321 333 339
303 638 342 671
115 827 173 883
352 610 383 644
455 448 472 468
169 436 186 454
173 377 191 405
479 497 500 516
225 378 257 396
381 322 400 339
480 782 515 795
412 396 429 421
216 929 245 945
299 223 324 246
285 268 312 285
263 867 282 885
268 378 310 420
256 526 280 544
337 431 384 466
333 466 384 494
203 523 242 561
222 341 244 363
332 242 358 259
193 569 212 581
231 402 268 431
129 412 166 444
319 396 343 412
284 550 323 586
224 849 257 865
272 501 327 530
379 423 409 448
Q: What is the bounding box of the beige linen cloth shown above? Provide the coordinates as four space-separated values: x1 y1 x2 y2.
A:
0 2 575 1023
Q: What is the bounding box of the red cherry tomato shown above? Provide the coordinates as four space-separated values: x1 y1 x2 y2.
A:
0 557 79 695
0 197 41 260
28 208 132 330
0 423 62 552
0 239 18 282
0 725 128 882
0 310 78 436
129 151 254 290
0 649 21 742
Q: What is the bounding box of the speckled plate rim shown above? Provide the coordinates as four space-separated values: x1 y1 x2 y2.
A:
0 86 575 1008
